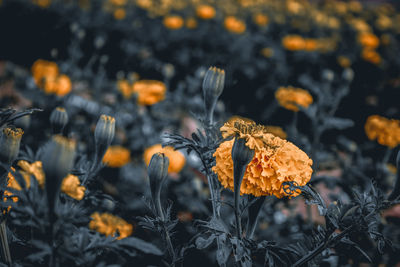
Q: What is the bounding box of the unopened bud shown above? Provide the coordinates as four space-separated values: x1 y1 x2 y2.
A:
93 115 115 170
50 107 69 134
232 137 254 167
0 127 24 165
202 66 225 124
148 153 169 219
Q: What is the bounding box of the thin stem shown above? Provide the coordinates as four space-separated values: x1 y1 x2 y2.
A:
233 163 246 239
162 224 176 266
0 221 11 265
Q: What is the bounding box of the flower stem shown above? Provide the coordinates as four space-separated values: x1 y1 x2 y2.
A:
233 163 246 239
0 220 11 265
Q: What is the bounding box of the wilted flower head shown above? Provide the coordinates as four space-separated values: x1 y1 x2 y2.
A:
144 144 185 173
213 117 313 198
0 127 24 165
61 174 86 200
89 212 133 240
275 86 313 112
365 115 400 148
102 145 131 168
50 107 69 134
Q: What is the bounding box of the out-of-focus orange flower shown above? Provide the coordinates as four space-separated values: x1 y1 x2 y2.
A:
358 32 380 49
196 5 216 20
282 35 306 51
185 17 198 29
212 117 313 198
275 86 313 112
33 0 51 8
224 16 246 34
89 212 133 240
253 13 269 27
114 8 126 20
102 146 131 167
61 174 86 200
31 59 59 87
44 74 72 96
117 79 132 99
163 15 184 30
17 160 45 188
365 115 400 148
304 39 318 51
109 0 126 6
264 126 287 139
132 80 167 105
361 49 381 65
337 56 351 68
144 144 185 173
260 47 274 58
376 15 392 31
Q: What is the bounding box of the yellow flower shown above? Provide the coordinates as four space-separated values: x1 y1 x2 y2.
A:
275 86 313 112
163 15 184 30
365 115 400 148
89 212 133 240
102 146 131 167
213 117 313 198
224 16 246 34
61 174 86 200
196 5 216 20
143 144 185 173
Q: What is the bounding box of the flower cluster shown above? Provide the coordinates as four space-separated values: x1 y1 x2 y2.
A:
365 115 400 148
117 79 167 105
275 86 313 112
212 117 313 197
31 59 71 96
89 212 133 240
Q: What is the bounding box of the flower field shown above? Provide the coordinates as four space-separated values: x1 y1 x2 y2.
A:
0 0 400 266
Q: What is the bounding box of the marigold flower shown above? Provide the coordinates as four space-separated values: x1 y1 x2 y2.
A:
185 17 198 29
89 212 133 240
196 5 216 20
282 35 306 51
102 145 131 167
132 80 167 105
213 118 313 198
31 59 59 88
61 174 86 200
144 144 185 173
358 32 380 49
224 16 246 34
113 8 126 20
33 0 51 8
17 160 45 188
361 49 381 65
260 47 274 58
0 127 24 165
163 15 184 30
44 74 72 96
275 86 313 112
365 115 400 148
253 13 269 27
337 56 351 68
304 39 318 52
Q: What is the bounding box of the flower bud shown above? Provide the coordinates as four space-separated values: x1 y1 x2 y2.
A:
147 153 169 219
40 135 76 211
93 115 115 170
50 107 69 134
202 66 225 124
232 137 254 167
0 127 24 165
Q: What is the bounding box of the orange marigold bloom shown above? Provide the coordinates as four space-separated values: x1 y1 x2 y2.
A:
185 17 198 29
361 49 381 65
17 160 45 188
358 32 380 49
44 74 72 96
113 8 126 20
31 59 59 88
144 144 185 173
365 115 400 148
132 80 167 105
212 118 313 198
196 5 216 20
253 13 269 27
282 35 306 51
163 15 184 30
275 86 313 112
61 174 86 200
117 79 132 99
102 145 131 167
89 212 133 240
337 56 351 68
224 16 246 34
304 39 318 52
